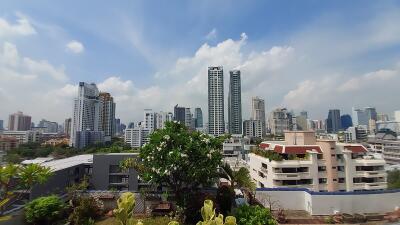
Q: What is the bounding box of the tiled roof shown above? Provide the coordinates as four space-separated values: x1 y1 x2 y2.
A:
274 145 322 154
259 143 270 149
344 145 367 153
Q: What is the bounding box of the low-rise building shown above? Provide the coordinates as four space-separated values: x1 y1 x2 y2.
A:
249 131 387 192
0 136 19 163
368 133 400 165
1 130 41 144
43 138 69 146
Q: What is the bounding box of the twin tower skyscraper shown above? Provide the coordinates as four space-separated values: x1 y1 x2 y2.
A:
208 66 242 136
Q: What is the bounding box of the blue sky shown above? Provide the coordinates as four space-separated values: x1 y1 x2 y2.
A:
1 0 400 125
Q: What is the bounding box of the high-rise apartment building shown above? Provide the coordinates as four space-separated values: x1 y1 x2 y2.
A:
38 119 59 133
155 112 173 129
124 126 150 148
144 109 156 132
99 92 116 141
228 70 242 135
326 109 341 133
243 119 262 138
194 108 203 128
268 108 293 135
251 97 266 136
8 111 32 131
70 82 103 148
184 108 193 129
296 111 308 131
208 66 225 136
64 118 72 137
174 105 186 125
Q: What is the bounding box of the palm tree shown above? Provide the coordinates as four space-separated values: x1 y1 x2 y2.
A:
219 163 255 191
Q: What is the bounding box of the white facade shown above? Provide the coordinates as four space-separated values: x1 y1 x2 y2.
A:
249 132 387 192
1 130 41 143
251 97 265 136
70 82 102 147
144 109 155 132
184 108 193 129
208 66 225 137
124 127 150 148
155 112 174 130
395 110 400 122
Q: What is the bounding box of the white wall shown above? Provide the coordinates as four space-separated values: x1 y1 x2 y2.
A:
256 189 400 215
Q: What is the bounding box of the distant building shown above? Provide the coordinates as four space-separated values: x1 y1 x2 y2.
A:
0 120 3 130
346 126 368 142
377 113 389 122
70 82 104 148
115 118 123 136
184 108 193 129
1 130 41 144
64 118 72 137
194 108 203 128
144 109 156 132
268 108 293 136
395 110 400 122
128 122 135 129
352 107 377 126
208 66 225 137
38 119 59 133
174 105 186 125
0 136 19 163
124 127 150 148
296 111 308 131
326 109 341 133
155 111 173 129
8 111 32 131
99 92 116 141
340 114 353 130
251 97 266 136
228 70 242 135
243 120 263 138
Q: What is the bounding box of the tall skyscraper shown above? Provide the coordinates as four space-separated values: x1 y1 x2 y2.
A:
251 97 266 136
99 92 116 141
352 107 377 126
228 70 242 135
38 119 59 133
184 108 193 129
0 119 3 130
8 111 32 131
326 109 341 133
70 82 103 147
174 105 186 125
64 118 72 137
208 66 225 136
194 108 203 128
340 114 353 130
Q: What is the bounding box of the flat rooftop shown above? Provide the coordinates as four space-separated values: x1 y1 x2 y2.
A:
24 154 93 172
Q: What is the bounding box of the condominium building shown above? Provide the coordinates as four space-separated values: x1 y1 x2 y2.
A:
194 108 203 128
124 126 150 148
368 133 400 165
74 130 105 149
228 70 242 135
249 131 387 192
99 92 116 141
64 118 72 137
155 112 174 129
0 120 4 130
251 97 266 136
184 108 193 129
38 119 59 133
243 119 263 139
208 66 225 136
8 111 32 131
70 82 103 148
268 108 293 136
326 109 341 133
144 109 156 132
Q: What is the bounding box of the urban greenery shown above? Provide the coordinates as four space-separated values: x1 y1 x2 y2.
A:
387 169 400 189
24 195 66 225
234 204 276 225
68 196 103 225
251 148 283 161
220 163 256 191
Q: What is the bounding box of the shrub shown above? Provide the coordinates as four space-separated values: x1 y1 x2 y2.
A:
234 204 276 225
68 196 103 225
183 192 216 224
197 199 236 225
25 195 65 225
114 192 136 225
216 186 234 216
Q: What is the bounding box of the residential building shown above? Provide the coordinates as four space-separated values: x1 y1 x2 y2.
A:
208 66 225 136
70 82 103 148
74 130 104 149
64 118 72 137
1 130 41 143
395 110 400 122
124 126 150 148
326 109 341 133
185 108 193 129
296 111 308 131
43 138 69 147
8 111 32 131
155 112 174 129
251 97 266 136
268 108 293 136
352 107 377 126
249 131 387 192
38 119 59 133
243 119 263 139
368 133 400 165
174 105 186 125
128 122 135 129
0 120 3 130
99 92 116 141
377 113 389 122
228 70 242 135
194 108 203 128
340 114 353 130
144 109 156 132
115 118 123 136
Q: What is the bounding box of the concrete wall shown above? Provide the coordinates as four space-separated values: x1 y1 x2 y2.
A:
256 188 400 215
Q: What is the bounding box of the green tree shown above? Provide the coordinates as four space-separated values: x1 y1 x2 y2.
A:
234 205 276 225
24 195 65 225
125 121 224 206
0 164 53 215
220 164 256 191
388 169 400 189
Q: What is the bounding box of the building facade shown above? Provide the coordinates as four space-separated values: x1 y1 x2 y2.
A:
251 97 266 136
326 109 341 133
194 108 203 128
8 111 32 131
208 66 225 136
124 127 150 148
249 131 387 192
38 119 59 133
228 70 242 135
64 118 72 137
243 119 263 138
99 92 116 141
174 105 186 125
268 108 293 136
352 107 377 126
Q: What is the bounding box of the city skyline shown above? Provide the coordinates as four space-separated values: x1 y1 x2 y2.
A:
1 1 400 124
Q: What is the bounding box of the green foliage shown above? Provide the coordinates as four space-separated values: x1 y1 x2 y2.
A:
220 164 256 192
388 169 400 189
114 192 136 225
216 186 234 216
137 121 223 205
68 197 103 225
196 200 237 225
24 195 65 225
251 148 283 161
234 205 276 225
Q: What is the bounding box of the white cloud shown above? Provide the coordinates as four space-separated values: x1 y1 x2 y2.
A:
0 14 36 38
205 28 217 40
66 40 84 54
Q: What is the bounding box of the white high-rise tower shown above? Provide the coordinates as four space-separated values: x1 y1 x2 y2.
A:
208 66 225 136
